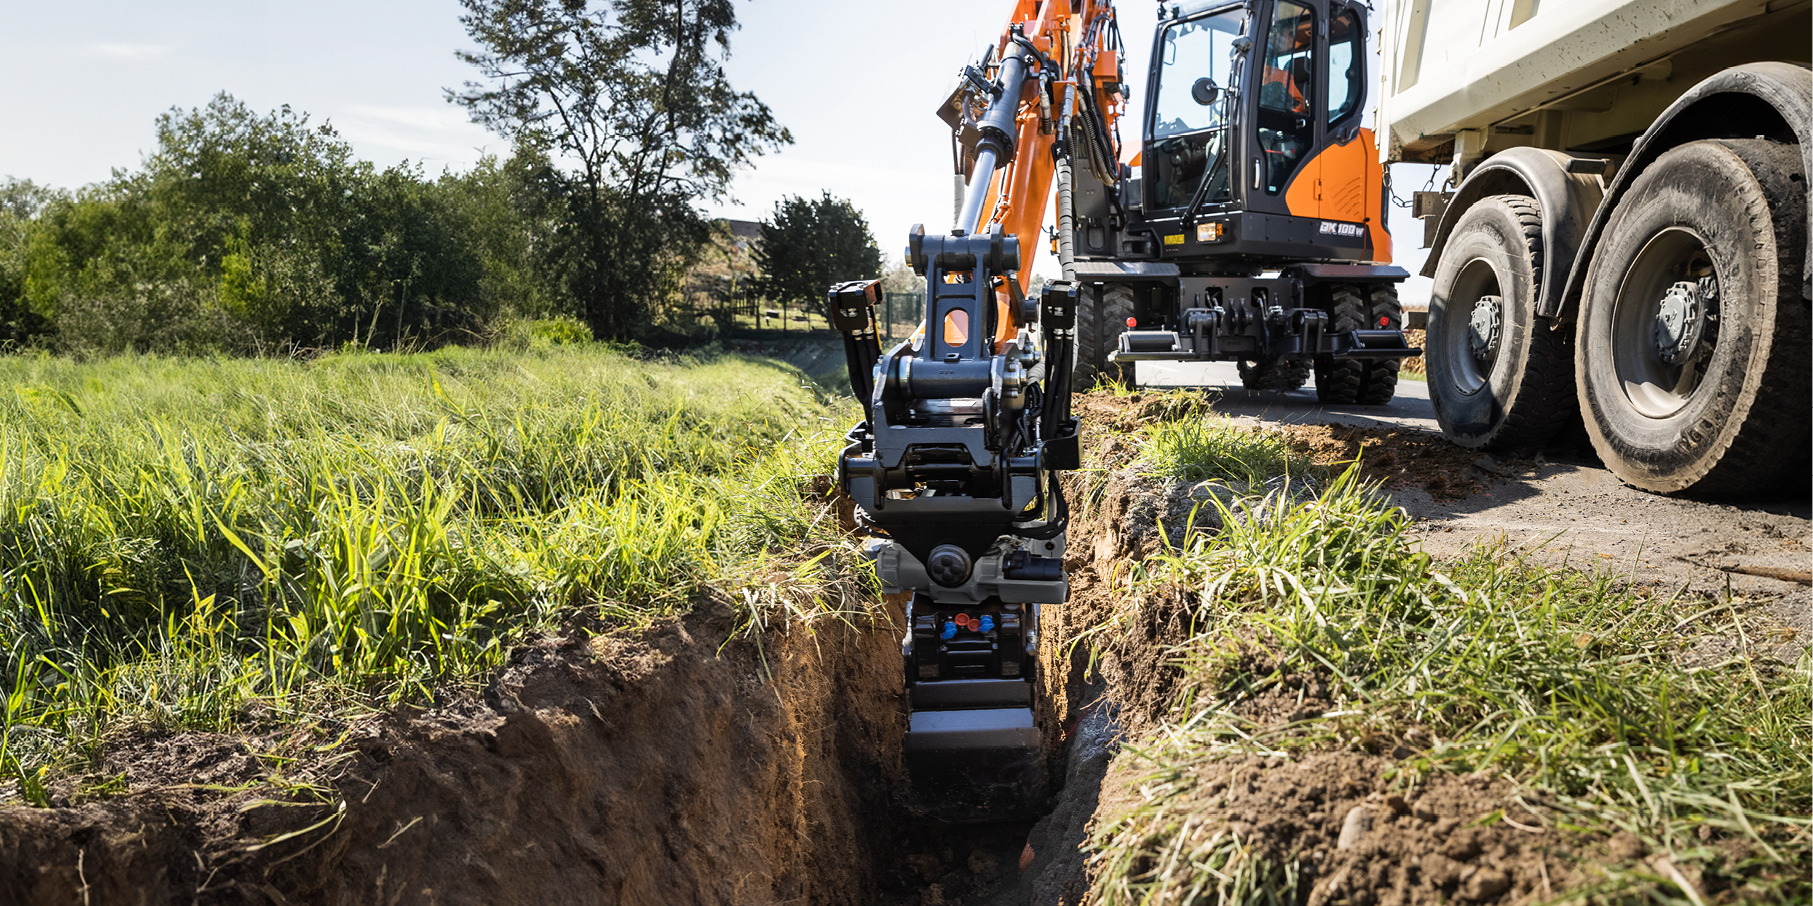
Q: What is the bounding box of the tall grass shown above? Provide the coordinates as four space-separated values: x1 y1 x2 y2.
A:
1085 418 1810 904
0 345 857 797
1135 413 1306 487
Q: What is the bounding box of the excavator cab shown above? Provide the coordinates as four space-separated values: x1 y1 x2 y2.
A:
1119 0 1385 263
1066 0 1413 400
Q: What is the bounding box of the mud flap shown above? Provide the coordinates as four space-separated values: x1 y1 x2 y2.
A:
904 707 1045 822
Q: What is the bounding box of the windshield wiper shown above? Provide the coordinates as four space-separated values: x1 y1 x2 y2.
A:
1180 134 1226 229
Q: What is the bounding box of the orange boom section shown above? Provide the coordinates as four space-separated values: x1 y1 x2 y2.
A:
954 0 1122 351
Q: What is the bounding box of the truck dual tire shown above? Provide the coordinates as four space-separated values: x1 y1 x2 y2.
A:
1426 195 1575 450
1075 283 1134 389
1314 284 1401 404
1576 139 1809 495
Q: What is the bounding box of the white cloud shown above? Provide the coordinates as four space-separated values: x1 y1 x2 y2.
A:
86 43 170 60
335 105 497 169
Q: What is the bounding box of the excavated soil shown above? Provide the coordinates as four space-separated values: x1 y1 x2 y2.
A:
1402 329 1427 375
1090 749 1583 906
1274 422 1494 500
1 593 909 906
1051 406 1597 906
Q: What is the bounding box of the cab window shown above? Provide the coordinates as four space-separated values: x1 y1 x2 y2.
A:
1146 9 1242 210
1258 0 1315 194
1327 9 1363 126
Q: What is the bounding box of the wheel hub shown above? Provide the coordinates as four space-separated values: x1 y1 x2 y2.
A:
1653 279 1710 366
1467 295 1503 363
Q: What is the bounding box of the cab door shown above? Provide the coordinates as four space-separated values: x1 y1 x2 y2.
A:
1251 0 1389 261
1139 5 1245 219
1284 3 1368 224
1244 0 1320 217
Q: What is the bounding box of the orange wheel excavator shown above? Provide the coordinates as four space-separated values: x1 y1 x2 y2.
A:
827 0 1414 822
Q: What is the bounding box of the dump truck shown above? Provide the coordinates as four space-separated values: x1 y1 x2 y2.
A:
1382 0 1811 494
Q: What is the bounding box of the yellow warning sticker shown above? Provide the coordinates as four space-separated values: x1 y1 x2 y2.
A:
1163 233 1185 246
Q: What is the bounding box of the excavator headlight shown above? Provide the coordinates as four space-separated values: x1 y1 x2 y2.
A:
1196 222 1225 242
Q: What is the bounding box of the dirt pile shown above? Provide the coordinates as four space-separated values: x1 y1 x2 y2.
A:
1402 328 1427 375
1052 440 1611 906
0 595 906 906
1092 751 1576 906
1274 422 1499 500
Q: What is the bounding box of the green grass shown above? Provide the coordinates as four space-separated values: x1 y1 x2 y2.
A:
1084 417 1810 905
0 345 861 800
1136 412 1308 487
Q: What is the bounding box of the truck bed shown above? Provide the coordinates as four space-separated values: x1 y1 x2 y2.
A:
1378 0 1810 164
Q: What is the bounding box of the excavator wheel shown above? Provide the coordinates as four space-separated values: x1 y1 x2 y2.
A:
1315 284 1401 404
1076 283 1134 389
1238 357 1311 391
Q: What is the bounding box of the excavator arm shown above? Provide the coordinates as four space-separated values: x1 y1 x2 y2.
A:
826 0 1124 821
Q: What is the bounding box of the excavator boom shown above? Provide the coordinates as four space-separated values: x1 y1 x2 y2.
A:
828 0 1121 821
830 0 1414 821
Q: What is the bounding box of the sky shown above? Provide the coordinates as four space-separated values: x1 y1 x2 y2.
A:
0 0 1436 302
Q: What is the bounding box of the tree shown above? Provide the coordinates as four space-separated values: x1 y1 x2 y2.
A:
0 179 57 345
754 193 883 308
450 0 790 341
19 94 502 353
879 254 923 295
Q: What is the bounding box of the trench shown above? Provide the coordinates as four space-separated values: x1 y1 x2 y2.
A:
0 565 1124 906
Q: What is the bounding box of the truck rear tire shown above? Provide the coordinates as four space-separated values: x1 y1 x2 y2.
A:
1239 357 1311 391
1314 284 1401 404
1076 283 1134 389
1426 195 1574 449
1576 139 1809 495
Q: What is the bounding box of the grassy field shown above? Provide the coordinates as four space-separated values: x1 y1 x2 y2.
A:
0 344 857 801
1080 401 1809 904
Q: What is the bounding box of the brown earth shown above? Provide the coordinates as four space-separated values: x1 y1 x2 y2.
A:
1273 422 1493 500
1049 413 1592 906
1090 750 1579 906
0 592 909 906
1402 328 1427 375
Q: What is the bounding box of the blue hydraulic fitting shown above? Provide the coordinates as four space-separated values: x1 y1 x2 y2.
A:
941 621 957 640
979 615 995 633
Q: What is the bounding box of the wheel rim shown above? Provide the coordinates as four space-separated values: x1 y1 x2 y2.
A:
1442 257 1501 395
1609 227 1719 419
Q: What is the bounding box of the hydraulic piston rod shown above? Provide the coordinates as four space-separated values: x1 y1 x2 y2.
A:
957 51 1031 234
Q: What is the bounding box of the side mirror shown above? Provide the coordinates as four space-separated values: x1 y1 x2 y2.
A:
1191 77 1220 106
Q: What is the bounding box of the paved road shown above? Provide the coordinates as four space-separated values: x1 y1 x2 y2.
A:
1137 361 1438 432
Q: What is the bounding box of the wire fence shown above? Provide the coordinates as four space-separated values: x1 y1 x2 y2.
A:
878 292 927 342
706 289 928 339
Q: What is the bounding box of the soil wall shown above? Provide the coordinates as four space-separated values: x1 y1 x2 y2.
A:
0 595 908 906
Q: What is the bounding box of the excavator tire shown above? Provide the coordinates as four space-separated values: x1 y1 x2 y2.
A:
1576 139 1809 495
1075 283 1134 389
1314 284 1401 404
1238 357 1311 391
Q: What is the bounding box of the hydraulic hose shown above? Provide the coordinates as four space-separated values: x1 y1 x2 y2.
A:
1054 83 1078 283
